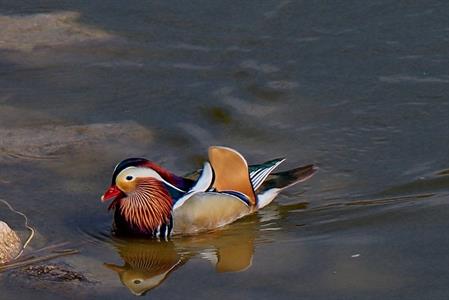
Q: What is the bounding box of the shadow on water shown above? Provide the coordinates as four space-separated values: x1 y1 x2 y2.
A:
104 225 258 296
82 212 263 296
75 200 310 296
104 240 185 296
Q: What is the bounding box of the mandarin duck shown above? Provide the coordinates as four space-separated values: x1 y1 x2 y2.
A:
101 146 317 238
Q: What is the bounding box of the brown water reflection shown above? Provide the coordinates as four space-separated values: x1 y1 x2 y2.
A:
105 240 184 296
105 218 258 296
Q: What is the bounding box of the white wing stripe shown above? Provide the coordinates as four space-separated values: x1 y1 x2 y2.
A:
251 169 269 189
250 159 286 191
252 168 274 190
173 162 213 210
190 162 213 193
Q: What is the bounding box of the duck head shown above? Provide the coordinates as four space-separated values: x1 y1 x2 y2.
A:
101 158 188 237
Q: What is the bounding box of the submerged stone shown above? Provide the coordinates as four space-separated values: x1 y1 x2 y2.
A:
22 264 88 282
0 121 153 163
0 11 113 52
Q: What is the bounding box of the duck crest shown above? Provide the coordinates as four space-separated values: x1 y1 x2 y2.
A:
116 178 173 237
140 161 194 192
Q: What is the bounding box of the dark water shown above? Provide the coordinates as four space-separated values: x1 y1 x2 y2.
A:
0 1 448 299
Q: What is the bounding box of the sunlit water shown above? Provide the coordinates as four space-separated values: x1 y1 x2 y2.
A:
1 1 449 299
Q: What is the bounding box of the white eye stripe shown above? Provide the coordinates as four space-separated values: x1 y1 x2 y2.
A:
118 167 186 192
120 167 162 180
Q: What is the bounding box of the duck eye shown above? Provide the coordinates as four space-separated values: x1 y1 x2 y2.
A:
134 279 142 284
126 175 133 181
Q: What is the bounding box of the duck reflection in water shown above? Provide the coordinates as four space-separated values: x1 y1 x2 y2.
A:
104 216 258 296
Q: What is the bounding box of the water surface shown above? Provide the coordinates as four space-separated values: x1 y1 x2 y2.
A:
0 1 448 299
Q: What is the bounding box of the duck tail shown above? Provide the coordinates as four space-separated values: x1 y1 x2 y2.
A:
256 164 317 209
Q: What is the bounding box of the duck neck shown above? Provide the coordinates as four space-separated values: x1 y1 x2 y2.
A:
115 178 173 237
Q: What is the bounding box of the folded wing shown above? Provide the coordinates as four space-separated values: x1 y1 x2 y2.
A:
208 146 257 206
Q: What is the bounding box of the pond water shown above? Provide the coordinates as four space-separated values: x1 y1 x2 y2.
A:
0 1 449 299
